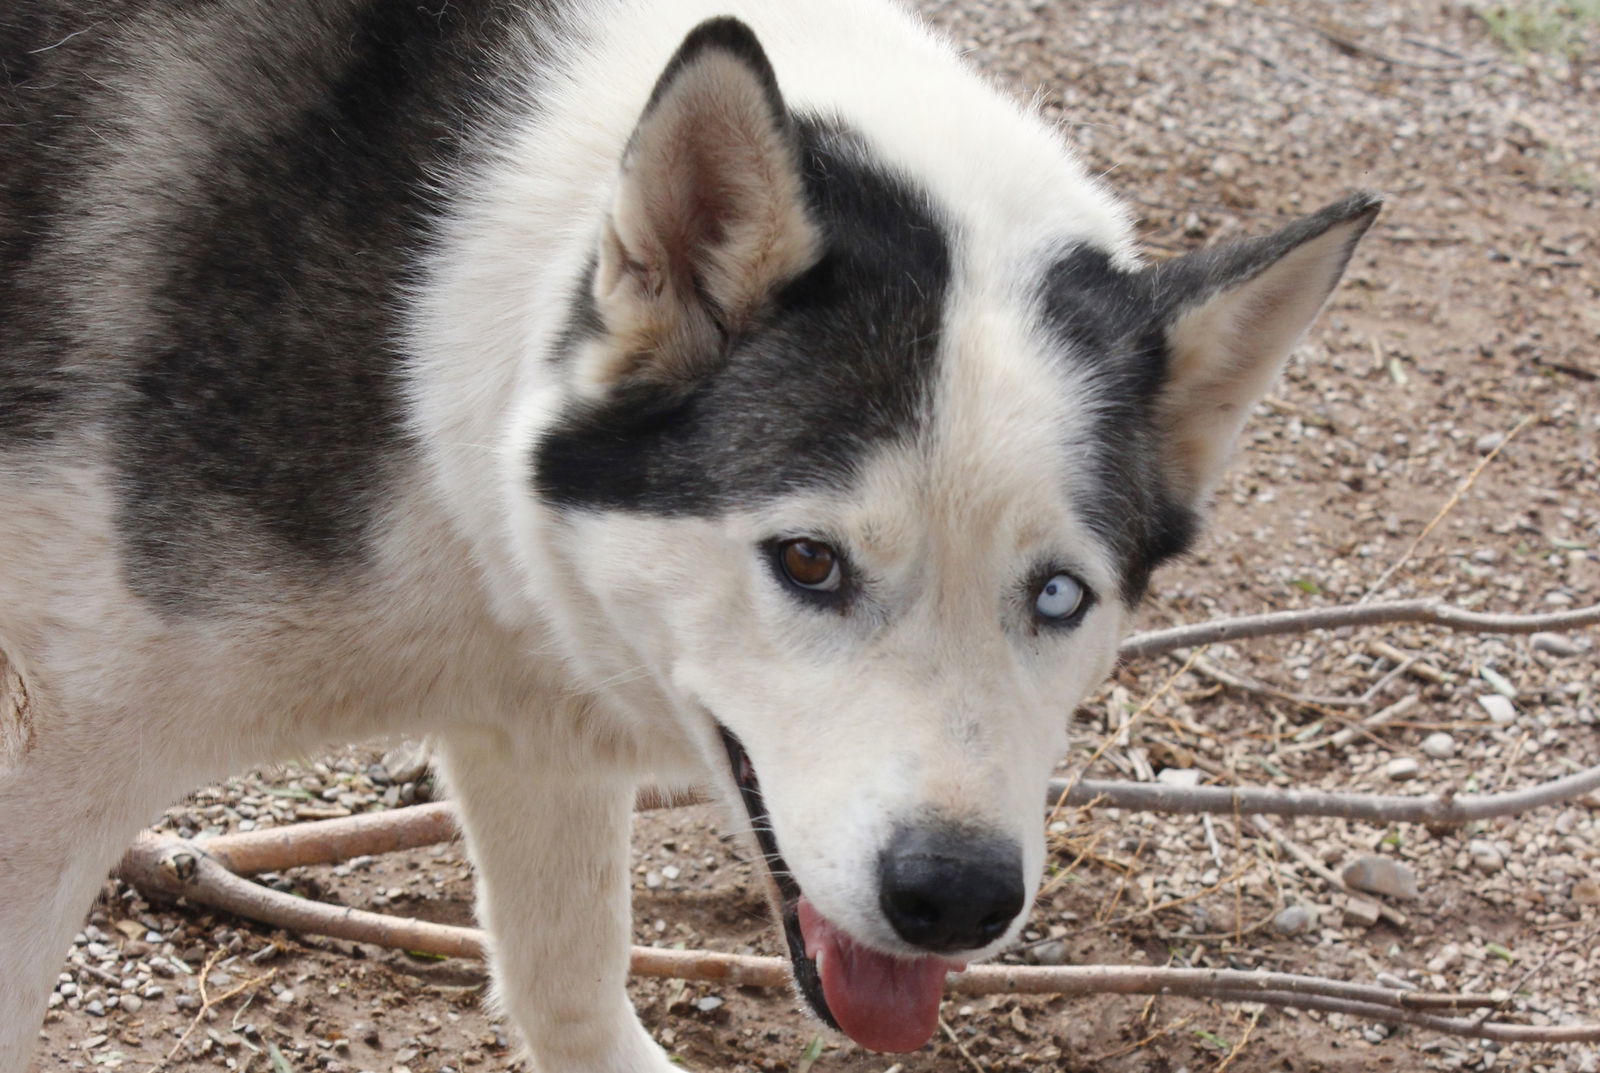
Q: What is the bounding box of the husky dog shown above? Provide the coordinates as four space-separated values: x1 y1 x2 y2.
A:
0 0 1378 1067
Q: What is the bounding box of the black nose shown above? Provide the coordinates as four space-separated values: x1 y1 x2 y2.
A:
878 822 1025 954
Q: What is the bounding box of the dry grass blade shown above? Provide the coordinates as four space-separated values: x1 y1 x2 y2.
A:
167 949 278 1061
1361 414 1532 601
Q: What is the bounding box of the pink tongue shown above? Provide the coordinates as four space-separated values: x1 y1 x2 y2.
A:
797 899 962 1053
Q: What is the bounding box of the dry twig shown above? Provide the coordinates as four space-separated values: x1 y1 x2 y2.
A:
1213 1007 1262 1073
168 949 278 1060
1119 598 1600 661
154 759 1600 897
1281 693 1421 754
117 828 1600 1046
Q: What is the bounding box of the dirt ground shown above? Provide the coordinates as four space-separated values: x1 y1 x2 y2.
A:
29 1 1599 1071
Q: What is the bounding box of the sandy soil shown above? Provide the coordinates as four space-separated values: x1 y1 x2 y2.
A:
29 1 1599 1071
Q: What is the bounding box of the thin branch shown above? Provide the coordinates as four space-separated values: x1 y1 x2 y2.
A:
123 834 488 960
1207 989 1600 1044
173 758 1600 894
1280 693 1420 754
203 802 459 875
1192 653 1413 710
207 788 702 876
1119 599 1600 662
1070 762 1600 826
116 833 1599 1044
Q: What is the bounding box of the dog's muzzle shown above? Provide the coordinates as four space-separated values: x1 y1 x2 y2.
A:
716 726 1022 1053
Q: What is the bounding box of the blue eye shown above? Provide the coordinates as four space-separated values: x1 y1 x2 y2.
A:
1034 573 1086 622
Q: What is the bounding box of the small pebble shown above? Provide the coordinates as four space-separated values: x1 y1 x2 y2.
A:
1530 632 1580 658
1572 878 1600 906
119 994 143 1014
661 865 681 881
381 740 431 784
1027 940 1069 965
693 996 724 1013
85 999 105 1017
1343 897 1382 927
1468 839 1504 874
1427 943 1463 973
1385 757 1420 781
1421 732 1456 760
1474 432 1504 454
1477 695 1517 724
1272 905 1314 936
1342 856 1420 901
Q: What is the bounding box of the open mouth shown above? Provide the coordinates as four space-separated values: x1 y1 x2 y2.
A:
718 727 964 1053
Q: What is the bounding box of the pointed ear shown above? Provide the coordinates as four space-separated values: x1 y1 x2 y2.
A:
1153 193 1381 503
585 17 821 395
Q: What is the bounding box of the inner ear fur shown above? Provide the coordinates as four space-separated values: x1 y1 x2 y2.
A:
585 17 821 397
1153 192 1382 504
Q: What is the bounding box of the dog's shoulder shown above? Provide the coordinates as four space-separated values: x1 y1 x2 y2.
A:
2 0 559 608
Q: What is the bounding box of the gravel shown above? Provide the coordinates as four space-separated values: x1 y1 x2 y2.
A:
1341 856 1421 901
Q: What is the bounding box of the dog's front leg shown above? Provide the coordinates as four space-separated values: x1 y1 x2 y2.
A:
438 731 676 1073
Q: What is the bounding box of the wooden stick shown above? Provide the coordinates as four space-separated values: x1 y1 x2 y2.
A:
1119 599 1600 662
186 760 1600 887
114 834 1600 1044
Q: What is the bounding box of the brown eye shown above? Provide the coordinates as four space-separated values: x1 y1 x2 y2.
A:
778 538 842 592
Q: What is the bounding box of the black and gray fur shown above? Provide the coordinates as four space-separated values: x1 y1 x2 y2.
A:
2 0 547 604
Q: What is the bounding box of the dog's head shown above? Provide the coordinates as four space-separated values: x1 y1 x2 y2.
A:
526 18 1377 1052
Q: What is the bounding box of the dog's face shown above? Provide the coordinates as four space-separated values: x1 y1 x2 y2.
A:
525 19 1377 1053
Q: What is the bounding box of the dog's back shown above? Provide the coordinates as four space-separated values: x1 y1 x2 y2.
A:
1 1 543 606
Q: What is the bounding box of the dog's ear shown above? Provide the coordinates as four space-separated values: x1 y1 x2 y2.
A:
1152 193 1381 504
584 17 821 396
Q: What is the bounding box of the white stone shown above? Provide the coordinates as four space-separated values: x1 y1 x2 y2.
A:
1426 942 1464 973
1385 757 1420 781
1468 839 1504 874
1478 695 1517 723
1421 732 1456 759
